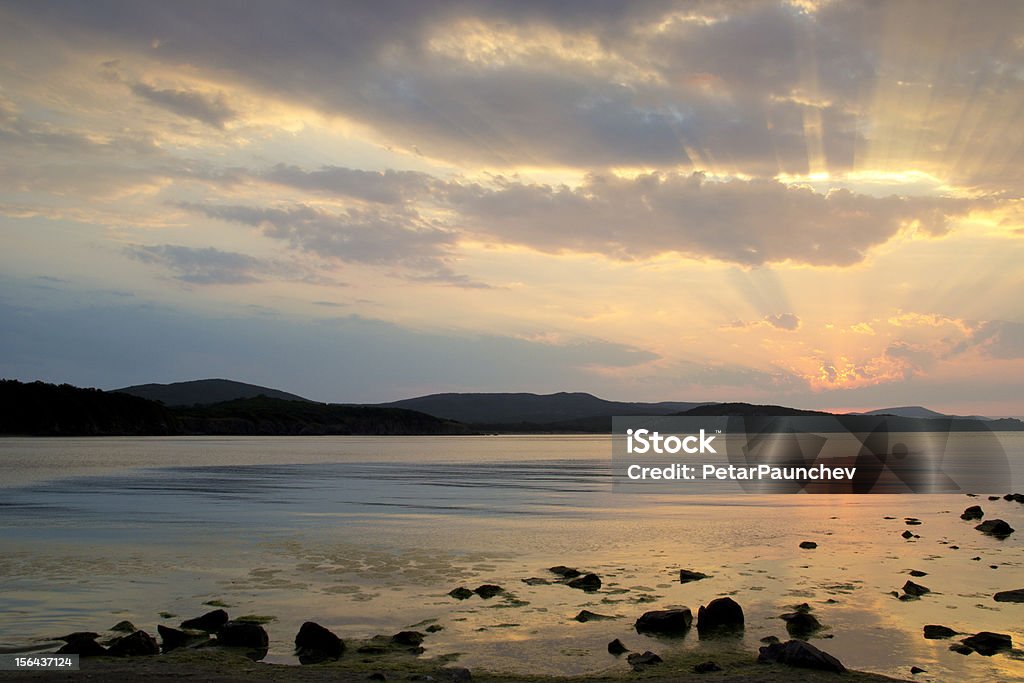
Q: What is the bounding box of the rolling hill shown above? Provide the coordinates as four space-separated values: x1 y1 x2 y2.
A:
114 378 313 407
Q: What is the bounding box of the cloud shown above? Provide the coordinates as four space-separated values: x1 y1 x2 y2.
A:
963 320 1024 360
261 164 435 204
126 244 276 284
129 82 236 129
448 172 974 266
764 313 800 330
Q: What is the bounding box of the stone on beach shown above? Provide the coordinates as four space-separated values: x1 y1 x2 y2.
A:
448 587 474 600
993 588 1024 602
975 519 1015 537
903 580 930 597
56 632 108 657
679 568 710 583
217 621 269 649
295 621 344 663
627 651 663 670
110 620 136 633
901 530 914 539
960 631 1012 656
180 609 229 632
696 597 744 632
909 569 927 577
391 631 425 647
923 625 957 639
107 630 160 657
473 584 503 599
567 573 601 591
157 624 209 652
780 611 821 637
548 565 582 578
635 608 693 635
960 505 984 520
799 541 817 549
607 638 629 655
574 610 614 622
757 639 846 673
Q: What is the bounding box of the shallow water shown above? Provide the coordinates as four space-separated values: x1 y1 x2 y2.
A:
0 434 1022 681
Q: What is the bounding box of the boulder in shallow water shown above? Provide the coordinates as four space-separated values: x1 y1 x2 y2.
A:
697 597 744 633
993 588 1024 603
961 505 984 520
56 633 107 657
157 624 209 652
679 569 710 583
923 625 956 639
473 584 503 599
757 639 846 673
903 580 930 597
107 630 159 657
627 651 662 670
549 565 582 578
448 587 473 600
635 608 692 635
799 541 817 549
295 621 344 663
975 519 1015 537
780 611 821 637
607 638 629 655
180 608 229 632
391 631 425 647
110 620 136 633
218 621 269 649
961 631 1012 656
574 610 614 622
567 573 601 591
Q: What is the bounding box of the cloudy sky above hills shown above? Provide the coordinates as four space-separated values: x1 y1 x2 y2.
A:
2 0 1023 413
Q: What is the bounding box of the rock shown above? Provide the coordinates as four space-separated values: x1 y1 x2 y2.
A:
295 621 344 664
757 639 846 673
972 556 982 561
549 565 582 578
909 569 928 577
976 519 1015 537
911 666 926 674
56 633 107 657
789 603 811 613
473 584 503 599
425 624 443 633
157 624 209 652
949 643 973 655
905 518 922 525
780 611 821 637
392 631 425 647
961 631 1012 656
521 577 550 586
679 569 710 583
448 587 474 600
901 530 914 539
760 635 780 644
627 651 663 669
696 597 744 632
635 608 693 635
949 545 958 549
574 610 614 622
961 505 984 520
107 630 159 657
799 541 817 549
1004 493 1024 503
989 496 1001 501
694 660 722 673
181 609 229 632
923 625 956 639
607 638 629 655
567 573 601 591
903 580 930 597
994 588 1024 602
110 620 136 633
218 621 269 649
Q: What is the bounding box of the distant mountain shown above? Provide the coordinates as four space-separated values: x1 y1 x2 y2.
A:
859 406 992 421
381 392 709 424
114 379 312 407
679 402 831 417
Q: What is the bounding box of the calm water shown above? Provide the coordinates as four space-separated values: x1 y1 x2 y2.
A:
0 435 1022 681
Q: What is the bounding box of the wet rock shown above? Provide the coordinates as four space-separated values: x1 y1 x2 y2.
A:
923 625 956 639
961 505 984 520
975 519 1015 537
903 580 930 597
473 584 503 599
988 496 1001 501
574 610 614 622
789 603 811 613
909 569 928 577
697 597 744 633
911 666 926 674
994 588 1024 602
679 569 710 583
694 660 722 673
780 611 821 637
1004 493 1024 503
157 624 209 652
110 620 136 633
760 635 780 644
180 609 229 632
295 621 344 664
949 545 958 549
56 633 107 657
391 631 425 647
627 651 663 670
607 638 629 655
949 643 973 655
448 587 474 600
425 624 443 633
218 621 269 649
549 565 582 578
972 556 982 561
901 530 914 539
905 518 922 526
521 577 550 586
108 630 159 657
961 632 1012 656
757 639 846 673
635 608 693 635
799 541 817 549
567 573 601 591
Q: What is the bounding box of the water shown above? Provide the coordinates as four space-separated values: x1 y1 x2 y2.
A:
0 434 1022 680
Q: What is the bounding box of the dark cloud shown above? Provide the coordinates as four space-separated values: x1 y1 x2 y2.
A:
126 244 273 284
261 164 434 204
129 82 236 128
447 172 975 266
965 320 1024 360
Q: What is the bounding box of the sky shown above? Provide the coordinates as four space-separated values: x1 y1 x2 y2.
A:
1 1 1024 415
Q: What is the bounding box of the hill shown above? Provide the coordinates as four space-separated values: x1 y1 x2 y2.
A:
114 378 312 407
679 402 830 417
382 392 708 424
859 405 992 421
